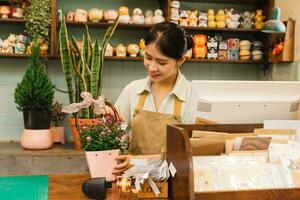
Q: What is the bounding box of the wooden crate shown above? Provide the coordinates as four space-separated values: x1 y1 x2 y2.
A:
166 123 300 200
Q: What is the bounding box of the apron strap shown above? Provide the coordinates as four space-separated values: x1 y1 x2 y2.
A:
135 91 148 114
173 95 182 118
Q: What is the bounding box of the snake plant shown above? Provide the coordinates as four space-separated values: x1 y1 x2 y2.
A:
59 10 119 118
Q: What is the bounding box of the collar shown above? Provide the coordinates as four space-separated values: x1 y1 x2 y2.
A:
137 70 187 102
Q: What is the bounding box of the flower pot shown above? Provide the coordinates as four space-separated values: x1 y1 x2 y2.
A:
50 126 65 144
23 110 51 129
69 118 100 150
21 129 53 150
85 149 120 181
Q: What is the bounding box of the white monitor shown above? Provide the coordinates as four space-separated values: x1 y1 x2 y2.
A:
189 80 300 124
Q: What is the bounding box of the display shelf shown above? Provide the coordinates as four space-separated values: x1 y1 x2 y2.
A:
181 26 262 33
57 21 153 30
50 54 264 64
0 53 49 59
179 0 260 4
0 18 26 24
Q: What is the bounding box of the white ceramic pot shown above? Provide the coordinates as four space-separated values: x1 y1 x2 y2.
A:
21 129 53 150
85 149 120 181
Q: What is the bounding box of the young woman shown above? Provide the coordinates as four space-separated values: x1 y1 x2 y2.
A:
112 22 194 174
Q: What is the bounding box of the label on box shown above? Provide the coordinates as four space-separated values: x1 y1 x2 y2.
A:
137 181 168 198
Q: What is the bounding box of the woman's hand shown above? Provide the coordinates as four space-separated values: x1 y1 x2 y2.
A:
104 106 125 122
112 155 130 175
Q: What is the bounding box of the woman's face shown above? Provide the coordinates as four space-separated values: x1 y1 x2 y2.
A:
144 42 181 84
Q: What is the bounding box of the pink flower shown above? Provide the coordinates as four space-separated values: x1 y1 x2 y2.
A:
86 136 92 142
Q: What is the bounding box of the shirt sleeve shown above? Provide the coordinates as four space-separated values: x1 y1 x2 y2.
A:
114 83 132 126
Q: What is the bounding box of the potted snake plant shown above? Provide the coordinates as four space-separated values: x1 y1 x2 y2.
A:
59 10 119 150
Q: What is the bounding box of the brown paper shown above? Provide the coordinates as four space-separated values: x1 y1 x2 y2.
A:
190 135 226 156
254 129 296 140
192 130 228 138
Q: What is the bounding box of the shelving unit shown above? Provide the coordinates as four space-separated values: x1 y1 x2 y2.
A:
0 0 294 69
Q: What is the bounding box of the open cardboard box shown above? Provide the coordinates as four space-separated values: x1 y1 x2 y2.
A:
166 124 300 200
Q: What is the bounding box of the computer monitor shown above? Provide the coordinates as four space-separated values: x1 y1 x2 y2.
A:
189 80 300 124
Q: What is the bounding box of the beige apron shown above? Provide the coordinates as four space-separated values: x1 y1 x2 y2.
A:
129 91 182 155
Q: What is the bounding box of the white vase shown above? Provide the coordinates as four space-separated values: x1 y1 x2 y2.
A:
85 149 120 181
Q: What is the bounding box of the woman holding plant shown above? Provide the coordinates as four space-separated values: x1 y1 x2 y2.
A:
113 22 194 174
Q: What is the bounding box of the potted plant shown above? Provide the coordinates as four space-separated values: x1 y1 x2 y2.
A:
50 101 66 144
59 9 119 150
14 41 55 149
63 95 129 181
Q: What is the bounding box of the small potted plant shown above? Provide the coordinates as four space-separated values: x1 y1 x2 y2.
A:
50 101 66 144
14 41 55 149
62 92 129 181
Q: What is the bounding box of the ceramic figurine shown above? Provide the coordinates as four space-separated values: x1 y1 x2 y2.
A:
139 39 145 57
207 36 218 49
74 9 88 22
198 12 207 27
104 43 114 56
228 49 239 60
144 9 153 25
0 6 11 19
40 42 49 57
104 9 118 23
15 42 25 54
115 44 126 57
118 6 130 24
2 40 13 53
170 8 179 22
207 9 216 28
131 8 145 24
252 50 263 60
239 40 251 50
66 11 75 21
179 10 189 26
11 6 24 18
225 9 240 28
153 9 165 24
7 33 16 49
188 10 198 27
207 48 218 59
193 34 207 59
218 50 227 60
215 9 225 28
26 42 33 55
15 34 27 54
88 8 103 22
170 1 180 9
239 49 251 60
127 44 140 57
254 10 265 30
241 11 253 29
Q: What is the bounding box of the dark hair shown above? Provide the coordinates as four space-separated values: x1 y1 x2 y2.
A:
145 22 194 60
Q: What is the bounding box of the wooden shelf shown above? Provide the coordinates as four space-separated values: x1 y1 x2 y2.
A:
181 26 262 33
0 53 50 59
50 55 263 64
58 21 152 30
187 58 263 64
0 18 26 24
180 0 260 4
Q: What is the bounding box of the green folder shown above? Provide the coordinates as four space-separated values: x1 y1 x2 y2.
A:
0 175 48 200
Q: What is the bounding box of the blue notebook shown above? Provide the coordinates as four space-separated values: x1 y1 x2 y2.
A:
0 175 48 200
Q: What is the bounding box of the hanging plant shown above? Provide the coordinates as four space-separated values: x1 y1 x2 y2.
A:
25 0 51 42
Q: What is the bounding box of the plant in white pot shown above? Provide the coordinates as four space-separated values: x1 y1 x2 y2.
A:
62 92 129 181
14 42 55 149
50 101 66 144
